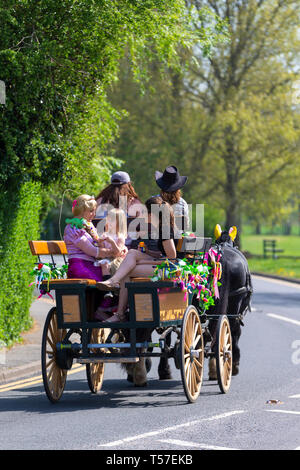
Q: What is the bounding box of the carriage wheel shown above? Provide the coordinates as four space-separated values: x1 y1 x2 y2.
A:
86 328 106 394
215 315 232 394
41 307 67 403
180 305 204 403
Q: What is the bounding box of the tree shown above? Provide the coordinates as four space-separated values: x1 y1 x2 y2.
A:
0 0 215 344
183 0 300 241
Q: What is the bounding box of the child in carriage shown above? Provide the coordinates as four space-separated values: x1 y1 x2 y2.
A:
96 208 128 277
64 194 127 279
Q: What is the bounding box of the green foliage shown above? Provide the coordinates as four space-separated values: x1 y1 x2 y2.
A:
0 0 211 191
0 182 41 346
0 1 227 344
111 0 300 246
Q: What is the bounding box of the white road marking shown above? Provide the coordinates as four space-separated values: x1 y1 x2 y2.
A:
266 313 300 327
266 410 300 415
289 394 300 398
98 410 245 447
159 439 239 450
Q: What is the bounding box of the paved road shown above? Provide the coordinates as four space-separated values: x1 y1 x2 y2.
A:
0 276 299 450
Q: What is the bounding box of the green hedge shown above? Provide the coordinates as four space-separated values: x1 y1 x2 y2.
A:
0 182 41 346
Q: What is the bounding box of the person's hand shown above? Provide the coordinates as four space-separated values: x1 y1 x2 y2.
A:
120 247 128 257
103 235 114 244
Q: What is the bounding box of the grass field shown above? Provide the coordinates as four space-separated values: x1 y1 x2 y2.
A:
241 234 300 279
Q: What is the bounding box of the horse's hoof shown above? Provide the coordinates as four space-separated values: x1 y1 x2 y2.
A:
208 357 217 380
158 371 172 380
134 382 147 387
232 362 239 376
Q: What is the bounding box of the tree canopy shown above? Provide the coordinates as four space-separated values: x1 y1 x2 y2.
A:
0 0 226 194
110 0 300 240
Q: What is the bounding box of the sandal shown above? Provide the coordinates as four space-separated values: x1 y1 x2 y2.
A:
96 280 120 291
104 313 126 323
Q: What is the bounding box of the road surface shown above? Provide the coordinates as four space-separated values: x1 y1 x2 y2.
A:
0 276 299 450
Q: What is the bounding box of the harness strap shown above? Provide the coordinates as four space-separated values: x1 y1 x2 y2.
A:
229 286 248 297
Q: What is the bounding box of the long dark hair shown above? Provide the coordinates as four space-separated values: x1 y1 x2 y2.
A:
96 182 139 208
145 196 174 233
160 189 181 205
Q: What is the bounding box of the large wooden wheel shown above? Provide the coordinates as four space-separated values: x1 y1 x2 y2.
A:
86 328 106 394
215 315 232 394
41 307 67 403
180 305 204 403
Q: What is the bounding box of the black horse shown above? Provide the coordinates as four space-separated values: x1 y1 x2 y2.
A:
206 225 253 377
120 225 253 385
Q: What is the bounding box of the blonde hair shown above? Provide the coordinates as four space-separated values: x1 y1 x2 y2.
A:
72 194 97 216
106 208 127 237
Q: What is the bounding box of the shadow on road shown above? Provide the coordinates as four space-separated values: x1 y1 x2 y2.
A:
0 377 220 414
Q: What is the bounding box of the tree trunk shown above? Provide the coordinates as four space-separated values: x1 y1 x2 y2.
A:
225 203 242 249
224 136 242 248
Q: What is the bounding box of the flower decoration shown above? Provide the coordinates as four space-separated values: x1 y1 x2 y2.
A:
151 253 222 312
29 263 68 299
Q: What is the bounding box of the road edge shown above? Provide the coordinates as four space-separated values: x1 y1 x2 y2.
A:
252 271 300 285
0 361 41 385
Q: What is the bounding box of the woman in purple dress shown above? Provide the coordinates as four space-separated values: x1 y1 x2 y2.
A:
64 194 121 281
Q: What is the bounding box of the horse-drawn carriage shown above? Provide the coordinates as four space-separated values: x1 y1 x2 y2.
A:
29 226 252 404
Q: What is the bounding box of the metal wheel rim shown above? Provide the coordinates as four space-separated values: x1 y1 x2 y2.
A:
180 306 204 403
216 316 232 393
86 328 105 393
41 308 67 403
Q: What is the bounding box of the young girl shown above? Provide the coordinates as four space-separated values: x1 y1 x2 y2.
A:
64 194 121 281
96 208 128 276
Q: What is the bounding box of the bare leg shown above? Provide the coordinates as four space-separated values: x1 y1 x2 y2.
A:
101 250 158 286
107 264 157 321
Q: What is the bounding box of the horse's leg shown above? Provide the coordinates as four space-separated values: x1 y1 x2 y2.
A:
227 295 245 375
158 330 172 380
133 348 147 386
229 317 242 375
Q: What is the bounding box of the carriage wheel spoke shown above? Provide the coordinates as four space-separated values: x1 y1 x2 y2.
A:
180 307 204 403
193 334 201 349
185 357 191 373
193 362 200 382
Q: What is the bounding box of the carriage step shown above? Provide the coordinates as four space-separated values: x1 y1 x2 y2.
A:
76 357 140 364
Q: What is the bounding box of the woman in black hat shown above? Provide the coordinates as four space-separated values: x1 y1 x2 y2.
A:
155 165 189 236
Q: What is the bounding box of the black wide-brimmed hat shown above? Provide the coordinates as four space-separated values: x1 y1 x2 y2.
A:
155 165 188 192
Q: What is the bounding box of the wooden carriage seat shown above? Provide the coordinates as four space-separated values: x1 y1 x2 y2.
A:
28 240 96 286
130 277 152 282
29 240 68 256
